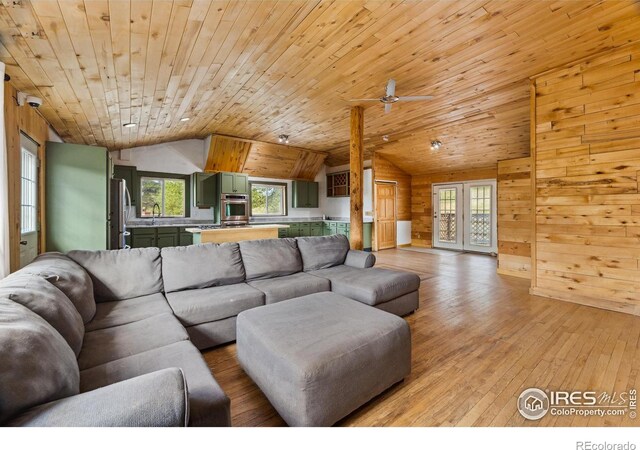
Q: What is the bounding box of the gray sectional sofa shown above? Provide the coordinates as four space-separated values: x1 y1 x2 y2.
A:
0 234 420 427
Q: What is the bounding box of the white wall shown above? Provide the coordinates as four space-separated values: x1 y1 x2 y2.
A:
111 139 212 219
324 162 373 221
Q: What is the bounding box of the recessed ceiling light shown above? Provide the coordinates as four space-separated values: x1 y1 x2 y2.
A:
180 117 190 122
430 140 443 151
382 135 389 142
278 134 290 144
123 123 136 128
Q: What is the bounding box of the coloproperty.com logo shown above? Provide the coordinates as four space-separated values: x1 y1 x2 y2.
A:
517 387 637 420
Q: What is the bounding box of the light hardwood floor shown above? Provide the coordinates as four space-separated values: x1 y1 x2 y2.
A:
203 249 640 426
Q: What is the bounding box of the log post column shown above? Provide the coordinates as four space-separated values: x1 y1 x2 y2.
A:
349 106 364 250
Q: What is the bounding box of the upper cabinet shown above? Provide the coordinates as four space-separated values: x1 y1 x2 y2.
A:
113 165 137 206
326 171 349 197
192 172 216 208
218 172 249 195
292 180 319 208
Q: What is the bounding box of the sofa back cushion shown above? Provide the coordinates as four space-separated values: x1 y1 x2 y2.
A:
68 248 163 302
0 298 79 423
296 234 350 271
161 243 245 293
19 252 95 323
0 273 84 356
239 238 302 281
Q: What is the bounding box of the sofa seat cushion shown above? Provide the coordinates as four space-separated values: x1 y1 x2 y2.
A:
80 341 231 426
296 234 350 271
239 238 302 281
248 272 330 304
85 293 173 332
161 243 245 293
166 284 264 327
0 298 79 423
68 248 163 302
310 265 421 306
20 252 96 323
78 313 188 370
0 272 84 356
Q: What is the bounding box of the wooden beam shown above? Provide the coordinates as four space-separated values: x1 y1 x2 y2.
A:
350 106 364 250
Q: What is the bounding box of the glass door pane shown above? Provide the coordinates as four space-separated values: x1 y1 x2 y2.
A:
433 184 463 250
464 181 497 253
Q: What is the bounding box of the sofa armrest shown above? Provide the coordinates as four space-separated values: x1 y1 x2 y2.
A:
7 368 189 427
344 250 376 269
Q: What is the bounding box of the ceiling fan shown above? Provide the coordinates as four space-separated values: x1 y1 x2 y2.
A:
349 79 434 113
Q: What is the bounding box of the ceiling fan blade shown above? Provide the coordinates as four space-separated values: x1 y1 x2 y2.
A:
384 103 392 114
348 98 381 102
397 95 434 101
386 79 396 97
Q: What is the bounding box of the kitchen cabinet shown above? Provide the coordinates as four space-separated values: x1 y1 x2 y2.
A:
218 172 249 195
326 171 349 197
131 228 156 248
192 172 216 208
113 165 137 206
46 142 111 252
292 181 319 208
129 226 193 248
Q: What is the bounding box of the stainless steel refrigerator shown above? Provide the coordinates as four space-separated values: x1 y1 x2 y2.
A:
109 178 131 250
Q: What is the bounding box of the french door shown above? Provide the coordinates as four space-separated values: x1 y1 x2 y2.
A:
433 180 497 254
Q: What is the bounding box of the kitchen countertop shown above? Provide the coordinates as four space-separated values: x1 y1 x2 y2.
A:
186 224 289 234
127 218 373 228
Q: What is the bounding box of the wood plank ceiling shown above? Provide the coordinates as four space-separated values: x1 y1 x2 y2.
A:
1 0 639 175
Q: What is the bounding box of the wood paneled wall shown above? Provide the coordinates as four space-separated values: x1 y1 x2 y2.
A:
411 167 497 247
4 82 49 272
372 154 411 221
497 157 532 279
531 42 640 315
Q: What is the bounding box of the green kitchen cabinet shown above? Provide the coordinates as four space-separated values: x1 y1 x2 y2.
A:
310 222 323 236
179 227 194 246
192 172 216 208
157 227 178 249
218 172 249 195
292 181 319 208
278 226 288 238
46 142 111 252
131 228 156 248
113 165 137 206
363 222 372 250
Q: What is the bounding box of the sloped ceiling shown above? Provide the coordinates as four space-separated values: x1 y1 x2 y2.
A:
1 1 639 174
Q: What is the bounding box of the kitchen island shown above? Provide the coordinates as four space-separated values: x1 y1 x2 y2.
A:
186 224 289 244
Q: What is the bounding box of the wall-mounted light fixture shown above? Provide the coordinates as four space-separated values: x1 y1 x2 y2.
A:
278 134 290 144
430 140 443 151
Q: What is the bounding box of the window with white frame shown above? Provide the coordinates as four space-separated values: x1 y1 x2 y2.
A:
250 183 286 216
21 148 37 234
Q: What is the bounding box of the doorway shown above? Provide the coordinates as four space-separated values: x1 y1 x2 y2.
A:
433 180 497 254
19 133 39 268
375 182 397 250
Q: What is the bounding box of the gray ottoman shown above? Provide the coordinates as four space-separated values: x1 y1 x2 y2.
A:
236 292 411 426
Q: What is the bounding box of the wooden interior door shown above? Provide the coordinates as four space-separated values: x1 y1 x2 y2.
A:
375 182 396 250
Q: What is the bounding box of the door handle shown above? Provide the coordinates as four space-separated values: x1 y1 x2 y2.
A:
20 240 27 245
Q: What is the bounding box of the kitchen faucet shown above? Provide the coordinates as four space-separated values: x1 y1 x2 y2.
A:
151 203 161 225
